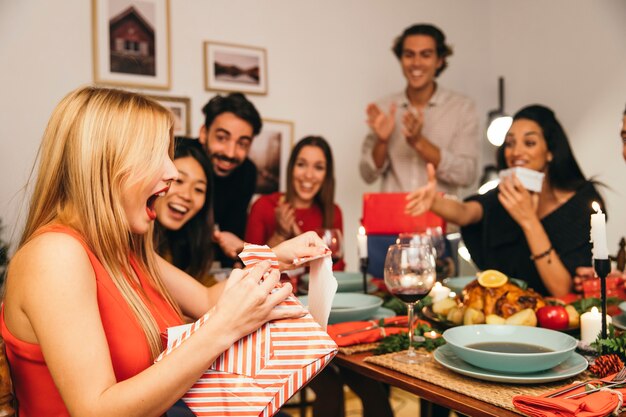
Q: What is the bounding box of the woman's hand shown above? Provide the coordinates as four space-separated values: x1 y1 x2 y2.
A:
274 203 298 238
405 163 438 216
366 103 396 142
497 175 540 230
272 231 327 270
216 261 305 341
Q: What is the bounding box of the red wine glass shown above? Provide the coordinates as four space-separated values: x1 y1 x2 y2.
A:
383 243 436 363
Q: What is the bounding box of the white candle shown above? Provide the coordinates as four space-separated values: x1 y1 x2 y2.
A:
428 282 451 303
590 201 609 259
580 306 612 345
400 273 418 287
357 226 368 259
400 250 409 269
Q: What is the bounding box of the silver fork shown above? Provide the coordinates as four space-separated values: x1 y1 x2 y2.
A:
564 366 626 399
547 365 626 398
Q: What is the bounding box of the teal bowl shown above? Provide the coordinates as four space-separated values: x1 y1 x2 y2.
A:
301 271 374 293
298 293 383 324
442 325 577 374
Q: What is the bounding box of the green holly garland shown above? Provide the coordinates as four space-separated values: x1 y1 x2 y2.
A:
374 323 445 355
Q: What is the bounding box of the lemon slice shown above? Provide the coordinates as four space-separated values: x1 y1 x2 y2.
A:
477 270 508 288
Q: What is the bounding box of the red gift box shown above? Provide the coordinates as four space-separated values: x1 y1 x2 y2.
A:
582 276 623 299
362 193 445 235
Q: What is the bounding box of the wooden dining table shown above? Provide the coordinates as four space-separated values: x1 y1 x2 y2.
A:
334 350 522 417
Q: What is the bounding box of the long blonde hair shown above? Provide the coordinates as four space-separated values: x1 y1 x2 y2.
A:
21 86 181 358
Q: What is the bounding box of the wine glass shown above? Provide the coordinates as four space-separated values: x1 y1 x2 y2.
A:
316 228 343 264
384 243 436 364
424 226 446 259
424 226 452 279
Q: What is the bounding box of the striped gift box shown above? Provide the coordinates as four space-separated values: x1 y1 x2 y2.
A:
156 244 338 416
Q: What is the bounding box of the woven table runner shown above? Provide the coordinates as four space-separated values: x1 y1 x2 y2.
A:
338 343 379 355
365 352 588 414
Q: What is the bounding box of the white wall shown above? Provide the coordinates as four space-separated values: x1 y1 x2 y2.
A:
0 0 623 271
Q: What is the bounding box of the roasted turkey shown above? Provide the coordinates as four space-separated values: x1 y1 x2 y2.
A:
462 279 545 318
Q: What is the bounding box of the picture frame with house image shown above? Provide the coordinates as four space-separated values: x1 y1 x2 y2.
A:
204 41 267 95
92 0 171 90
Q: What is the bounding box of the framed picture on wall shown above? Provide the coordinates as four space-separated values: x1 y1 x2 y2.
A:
204 41 267 95
148 95 191 136
248 119 294 194
92 0 171 89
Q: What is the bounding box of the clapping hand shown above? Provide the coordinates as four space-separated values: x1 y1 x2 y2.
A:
497 175 539 228
402 105 424 148
405 163 438 216
274 202 301 238
366 103 396 142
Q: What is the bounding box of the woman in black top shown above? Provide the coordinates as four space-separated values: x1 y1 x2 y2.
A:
406 105 604 297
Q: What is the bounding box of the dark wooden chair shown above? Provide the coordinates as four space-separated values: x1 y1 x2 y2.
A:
0 338 16 417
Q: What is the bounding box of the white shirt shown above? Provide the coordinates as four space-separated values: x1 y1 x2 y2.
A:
359 86 480 195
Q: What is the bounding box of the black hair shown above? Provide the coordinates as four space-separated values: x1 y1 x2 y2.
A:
392 23 453 77
285 136 336 229
154 137 214 280
201 93 262 135
496 105 587 191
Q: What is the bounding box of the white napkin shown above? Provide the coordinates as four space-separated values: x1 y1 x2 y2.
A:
305 255 338 330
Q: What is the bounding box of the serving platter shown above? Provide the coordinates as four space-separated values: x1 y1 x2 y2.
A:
442 276 527 294
433 344 587 384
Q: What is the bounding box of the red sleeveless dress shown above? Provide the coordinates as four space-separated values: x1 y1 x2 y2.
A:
0 225 183 416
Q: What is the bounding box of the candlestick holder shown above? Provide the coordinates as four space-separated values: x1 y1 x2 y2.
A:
359 257 369 294
594 258 611 343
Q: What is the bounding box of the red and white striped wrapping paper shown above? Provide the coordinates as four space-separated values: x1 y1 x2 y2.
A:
156 244 338 417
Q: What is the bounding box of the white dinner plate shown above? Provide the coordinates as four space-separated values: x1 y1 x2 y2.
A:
298 281 378 295
433 344 587 384
370 307 395 320
613 313 626 330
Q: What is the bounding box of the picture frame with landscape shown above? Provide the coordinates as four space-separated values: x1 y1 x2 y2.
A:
204 41 267 95
248 119 294 194
92 0 171 89
148 95 191 136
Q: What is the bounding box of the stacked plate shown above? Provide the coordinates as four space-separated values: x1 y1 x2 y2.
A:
298 293 394 324
435 325 587 383
299 271 377 294
612 302 626 330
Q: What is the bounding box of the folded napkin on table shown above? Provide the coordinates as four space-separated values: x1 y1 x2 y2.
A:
327 316 431 346
513 373 625 417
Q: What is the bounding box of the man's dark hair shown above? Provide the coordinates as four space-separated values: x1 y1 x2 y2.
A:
392 23 453 77
201 93 262 135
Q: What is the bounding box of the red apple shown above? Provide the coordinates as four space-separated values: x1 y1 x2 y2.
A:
536 305 570 330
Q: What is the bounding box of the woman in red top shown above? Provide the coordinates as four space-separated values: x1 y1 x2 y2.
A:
0 87 326 417
246 136 345 270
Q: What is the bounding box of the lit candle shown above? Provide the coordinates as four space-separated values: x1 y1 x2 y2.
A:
590 202 609 259
580 306 612 345
428 282 451 303
357 226 368 259
400 273 417 287
400 249 409 269
424 330 441 339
